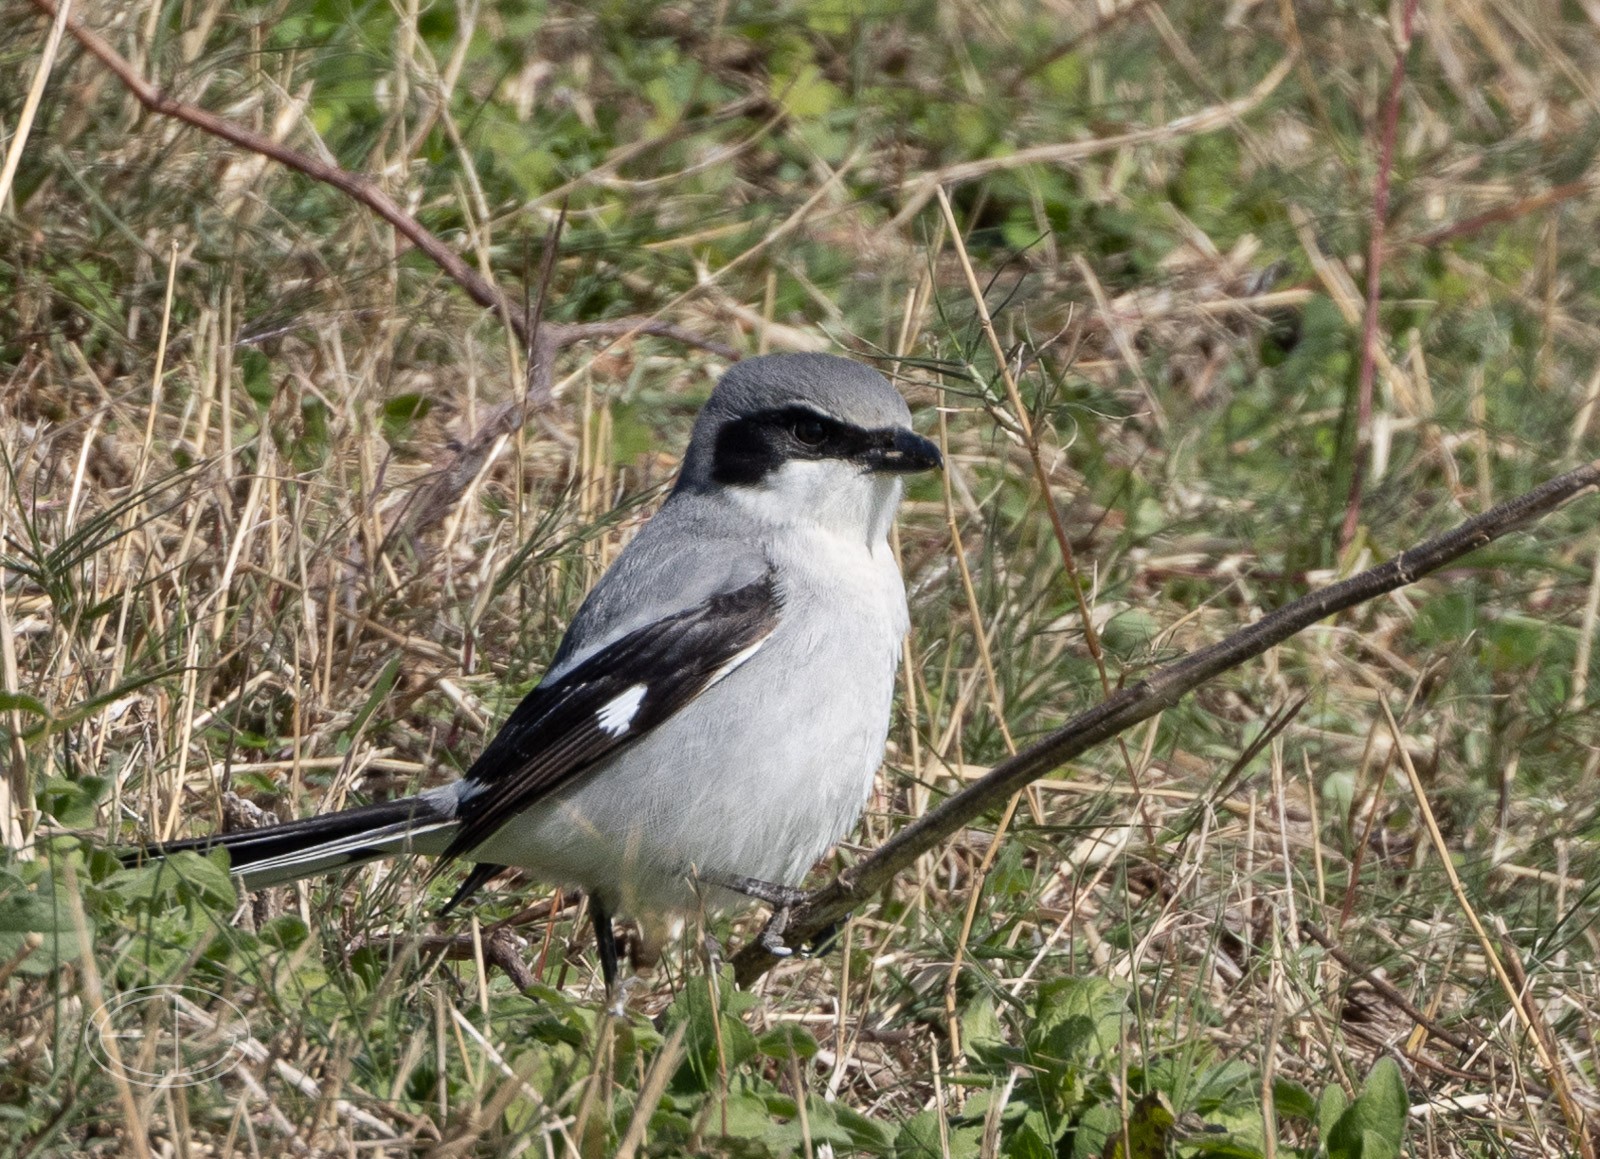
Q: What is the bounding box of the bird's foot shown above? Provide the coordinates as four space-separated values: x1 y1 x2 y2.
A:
718 875 809 908
718 876 851 958
754 908 855 957
717 875 808 958
606 974 645 1019
758 904 796 957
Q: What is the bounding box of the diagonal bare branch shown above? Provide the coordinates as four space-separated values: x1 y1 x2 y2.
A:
732 459 1600 985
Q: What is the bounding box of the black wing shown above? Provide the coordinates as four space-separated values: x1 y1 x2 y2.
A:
438 568 782 865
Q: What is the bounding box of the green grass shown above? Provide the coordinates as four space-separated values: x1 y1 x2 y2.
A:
3 0 1599 1155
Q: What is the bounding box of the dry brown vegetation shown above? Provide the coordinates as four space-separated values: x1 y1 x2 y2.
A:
2 0 1599 1155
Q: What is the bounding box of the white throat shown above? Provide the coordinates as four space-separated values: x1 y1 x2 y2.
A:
724 460 904 547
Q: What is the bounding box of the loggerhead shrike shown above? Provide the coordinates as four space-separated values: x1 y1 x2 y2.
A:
131 353 941 989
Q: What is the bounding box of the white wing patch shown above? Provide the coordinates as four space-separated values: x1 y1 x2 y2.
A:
596 684 648 737
706 637 768 689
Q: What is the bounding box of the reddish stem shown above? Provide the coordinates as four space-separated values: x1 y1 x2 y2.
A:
1340 0 1419 552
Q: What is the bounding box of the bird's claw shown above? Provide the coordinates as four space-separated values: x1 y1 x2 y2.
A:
754 906 854 959
606 974 643 1018
758 905 796 957
718 875 850 959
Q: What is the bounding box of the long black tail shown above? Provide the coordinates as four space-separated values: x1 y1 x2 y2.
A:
124 796 458 890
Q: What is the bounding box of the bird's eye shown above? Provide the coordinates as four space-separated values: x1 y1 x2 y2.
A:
791 416 827 446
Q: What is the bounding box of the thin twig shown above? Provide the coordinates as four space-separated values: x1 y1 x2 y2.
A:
1298 920 1478 1053
28 0 737 547
1397 178 1595 253
732 460 1600 984
345 929 538 991
28 0 503 330
888 57 1294 229
1339 0 1418 551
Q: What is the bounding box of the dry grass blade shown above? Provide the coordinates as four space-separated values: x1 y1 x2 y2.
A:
22 0 734 553
61 862 151 1159
1383 698 1596 1158
7 1 1600 1152
0 0 70 208
890 56 1295 227
734 460 1600 983
614 1024 687 1159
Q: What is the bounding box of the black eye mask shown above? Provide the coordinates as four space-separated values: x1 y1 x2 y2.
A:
711 406 943 486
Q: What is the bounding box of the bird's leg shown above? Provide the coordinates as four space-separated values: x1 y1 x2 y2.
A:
591 895 620 994
701 930 724 971
595 902 650 1018
591 912 682 1017
718 874 809 908
715 875 855 958
759 907 795 957
716 875 811 957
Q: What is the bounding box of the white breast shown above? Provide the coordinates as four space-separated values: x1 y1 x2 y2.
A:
471 522 908 919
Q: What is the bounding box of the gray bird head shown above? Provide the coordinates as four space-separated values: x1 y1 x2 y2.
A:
675 353 942 496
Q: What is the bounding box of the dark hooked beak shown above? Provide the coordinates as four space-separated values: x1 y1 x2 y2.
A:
861 427 943 474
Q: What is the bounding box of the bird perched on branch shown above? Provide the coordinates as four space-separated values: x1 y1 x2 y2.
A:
129 352 941 994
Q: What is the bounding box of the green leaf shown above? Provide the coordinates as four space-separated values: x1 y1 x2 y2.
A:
763 1096 867 1153
1029 977 1123 1060
0 691 49 718
1039 53 1084 99
0 870 91 973
1481 614 1561 673
665 970 759 1093
1190 1059 1255 1108
1360 1128 1392 1157
1070 1101 1120 1159
342 655 402 744
184 849 241 908
756 1022 818 1062
258 915 310 950
894 1109 981 1158
1272 1078 1317 1121
962 993 1007 1059
104 850 236 909
1363 1057 1410 1139
1103 1092 1176 1159
380 393 434 443
1324 1057 1408 1159
37 774 109 827
1317 1083 1348 1144
830 1101 896 1152
240 348 273 408
714 1092 776 1141
1003 1116 1056 1159
773 63 841 119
